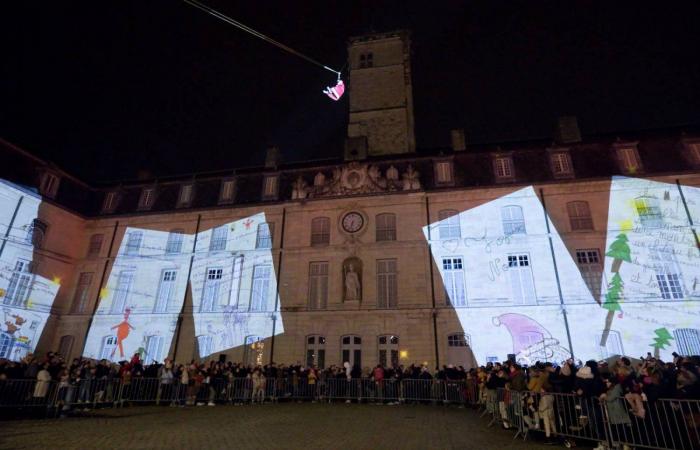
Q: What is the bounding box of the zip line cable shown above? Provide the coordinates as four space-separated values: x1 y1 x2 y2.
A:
182 0 342 79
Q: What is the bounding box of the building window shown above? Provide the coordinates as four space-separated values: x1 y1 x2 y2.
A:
308 262 329 310
138 187 156 210
434 160 453 185
166 229 184 254
685 142 700 166
71 272 93 314
87 234 104 258
219 179 236 204
378 335 399 367
341 335 362 368
197 335 213 359
674 328 700 356
58 335 75 360
144 335 164 365
244 335 264 366
125 231 143 256
438 209 461 240
550 152 573 176
177 183 194 207
635 196 663 228
255 222 273 249
110 271 134 314
262 175 279 200
4 259 33 306
597 330 624 359
442 257 466 306
652 247 684 300
377 259 397 308
508 254 536 304
493 156 514 180
100 335 118 360
229 255 244 309
306 335 326 368
311 217 331 246
102 191 118 212
616 146 642 173
567 201 594 231
39 172 60 198
200 268 223 312
209 225 228 252
576 249 603 300
26 219 47 248
448 333 471 347
359 52 373 68
154 270 177 313
376 213 396 242
250 265 271 311
501 205 526 235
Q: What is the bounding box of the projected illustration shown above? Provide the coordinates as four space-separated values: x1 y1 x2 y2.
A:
425 181 700 364
0 180 60 361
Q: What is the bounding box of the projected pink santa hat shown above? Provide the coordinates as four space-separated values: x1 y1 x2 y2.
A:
492 313 553 355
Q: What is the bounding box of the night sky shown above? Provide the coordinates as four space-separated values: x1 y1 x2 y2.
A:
2 1 699 182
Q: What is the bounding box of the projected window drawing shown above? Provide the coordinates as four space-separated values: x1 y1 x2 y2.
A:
635 196 663 228
144 335 165 364
341 335 362 368
125 231 142 256
197 335 213 358
100 335 117 360
438 210 460 240
250 265 271 311
596 330 624 359
306 335 326 368
508 254 536 305
442 257 466 306
651 247 684 299
378 335 399 367
501 206 526 235
110 271 134 314
308 262 328 310
5 259 33 306
201 268 223 312
209 225 227 252
165 230 184 254
154 270 177 313
255 223 273 249
674 329 700 356
377 259 397 308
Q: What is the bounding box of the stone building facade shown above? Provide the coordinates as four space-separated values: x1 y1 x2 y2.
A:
1 31 699 369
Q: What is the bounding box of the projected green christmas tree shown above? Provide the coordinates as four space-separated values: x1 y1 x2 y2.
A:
650 327 674 359
606 233 631 273
600 232 631 347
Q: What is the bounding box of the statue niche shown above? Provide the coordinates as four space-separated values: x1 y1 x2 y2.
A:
342 257 362 302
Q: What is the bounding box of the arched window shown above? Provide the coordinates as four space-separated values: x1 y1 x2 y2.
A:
567 201 593 231
341 335 362 368
501 205 526 235
438 210 460 239
376 213 397 241
26 219 48 248
58 335 75 360
165 229 184 254
311 217 330 246
378 335 399 367
99 335 117 360
306 335 326 368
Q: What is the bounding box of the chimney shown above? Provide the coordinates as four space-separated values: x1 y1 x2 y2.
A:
265 145 281 168
555 116 582 144
451 129 466 151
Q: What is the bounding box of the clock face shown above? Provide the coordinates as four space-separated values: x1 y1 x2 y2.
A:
342 212 364 233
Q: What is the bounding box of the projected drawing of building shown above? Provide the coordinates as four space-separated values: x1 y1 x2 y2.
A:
1 31 700 367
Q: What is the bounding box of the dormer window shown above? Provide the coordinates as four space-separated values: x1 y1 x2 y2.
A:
262 174 279 200
219 178 236 205
177 183 194 208
359 52 373 68
39 172 60 198
549 150 573 178
493 155 514 181
102 191 119 213
683 140 700 167
138 187 156 210
615 144 643 174
434 160 454 186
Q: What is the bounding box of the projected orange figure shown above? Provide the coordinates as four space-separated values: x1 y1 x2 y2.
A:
111 308 134 358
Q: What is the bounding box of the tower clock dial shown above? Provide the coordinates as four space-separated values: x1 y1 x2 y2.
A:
341 212 364 233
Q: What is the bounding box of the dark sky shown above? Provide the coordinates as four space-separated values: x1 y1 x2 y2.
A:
2 1 699 182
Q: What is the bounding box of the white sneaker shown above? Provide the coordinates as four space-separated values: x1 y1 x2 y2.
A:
208 402 215 406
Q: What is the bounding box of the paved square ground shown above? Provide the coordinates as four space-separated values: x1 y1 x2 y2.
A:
0 404 588 449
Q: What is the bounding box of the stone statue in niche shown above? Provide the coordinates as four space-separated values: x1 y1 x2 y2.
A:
291 176 309 200
343 257 362 302
402 164 421 190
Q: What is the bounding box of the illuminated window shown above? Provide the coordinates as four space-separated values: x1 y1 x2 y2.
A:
359 52 373 68
5 259 33 306
377 335 399 367
209 225 228 251
58 335 74 360
576 249 603 300
154 270 177 313
138 187 156 210
262 175 279 200
687 143 700 165
652 247 684 299
219 179 236 204
255 222 273 249
377 259 397 308
177 183 194 207
110 271 134 314
448 333 471 347
438 209 461 240
674 329 700 356
635 196 663 228
501 205 526 235
197 335 213 358
244 335 264 366
617 146 642 173
597 330 623 359
550 152 573 176
201 268 223 312
250 265 271 311
306 335 326 368
144 335 164 364
102 191 118 212
493 156 514 179
341 335 362 367
508 254 536 305
39 172 60 198
71 272 93 314
567 201 594 231
26 219 47 248
165 229 184 254
125 231 143 256
376 213 396 241
442 257 466 306
311 217 331 246
434 161 453 185
87 233 104 258
99 335 117 360
308 262 328 310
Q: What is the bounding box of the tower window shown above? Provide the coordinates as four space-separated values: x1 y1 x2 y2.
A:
359 52 374 68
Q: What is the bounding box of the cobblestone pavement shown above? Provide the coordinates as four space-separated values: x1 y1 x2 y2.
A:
0 404 580 450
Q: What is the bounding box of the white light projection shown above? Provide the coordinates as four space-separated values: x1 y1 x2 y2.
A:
190 213 282 359
0 179 60 361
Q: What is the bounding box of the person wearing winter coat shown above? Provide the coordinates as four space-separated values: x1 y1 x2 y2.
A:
33 364 51 399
